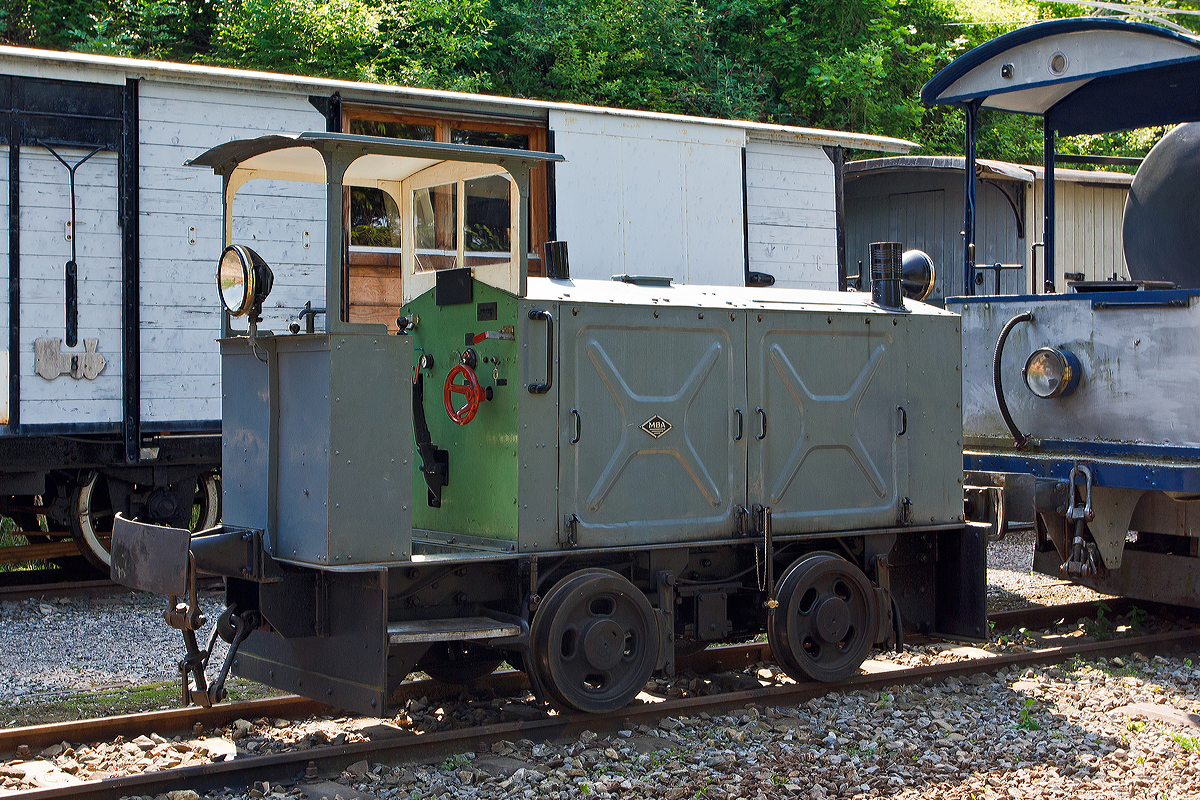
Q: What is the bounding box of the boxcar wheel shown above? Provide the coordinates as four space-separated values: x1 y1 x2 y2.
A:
420 643 504 685
530 569 660 713
72 471 220 570
768 553 877 683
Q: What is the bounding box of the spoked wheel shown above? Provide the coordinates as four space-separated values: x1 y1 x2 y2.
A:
419 642 505 685
72 471 220 570
768 553 877 683
530 569 660 713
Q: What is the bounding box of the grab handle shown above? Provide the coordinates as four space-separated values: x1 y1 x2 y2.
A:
527 310 554 394
570 409 581 444
733 408 743 441
756 407 767 441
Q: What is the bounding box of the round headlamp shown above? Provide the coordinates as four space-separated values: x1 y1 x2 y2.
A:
1023 346 1082 399
217 245 273 319
901 249 936 302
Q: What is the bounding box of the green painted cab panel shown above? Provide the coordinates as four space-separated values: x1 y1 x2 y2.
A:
405 281 520 540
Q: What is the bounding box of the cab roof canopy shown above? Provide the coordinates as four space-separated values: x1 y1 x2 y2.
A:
921 17 1200 136
921 18 1200 296
192 132 565 327
188 130 563 185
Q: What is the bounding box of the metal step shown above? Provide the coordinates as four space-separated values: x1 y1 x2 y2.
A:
387 616 520 645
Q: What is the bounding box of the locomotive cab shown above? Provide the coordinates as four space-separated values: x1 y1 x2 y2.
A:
111 132 984 716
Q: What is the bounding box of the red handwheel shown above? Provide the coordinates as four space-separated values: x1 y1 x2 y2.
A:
444 363 484 424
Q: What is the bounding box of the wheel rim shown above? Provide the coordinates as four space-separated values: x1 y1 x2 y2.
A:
73 472 115 569
768 554 877 683
530 569 659 713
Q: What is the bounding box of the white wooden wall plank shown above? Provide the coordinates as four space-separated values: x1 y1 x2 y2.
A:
745 136 837 290
746 207 836 229
135 80 326 422
550 110 745 285
18 147 122 426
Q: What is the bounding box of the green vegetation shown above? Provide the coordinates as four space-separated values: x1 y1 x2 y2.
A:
1170 731 1200 754
0 677 281 727
1016 696 1040 731
1 0 1198 158
0 516 50 572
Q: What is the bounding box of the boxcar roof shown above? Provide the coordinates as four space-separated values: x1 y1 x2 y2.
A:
0 44 915 154
846 156 1133 186
525 276 955 316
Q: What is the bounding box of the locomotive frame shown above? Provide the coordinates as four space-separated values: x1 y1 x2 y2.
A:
111 130 985 716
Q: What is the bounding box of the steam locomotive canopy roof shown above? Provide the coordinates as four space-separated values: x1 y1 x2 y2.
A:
921 18 1200 135
187 131 564 185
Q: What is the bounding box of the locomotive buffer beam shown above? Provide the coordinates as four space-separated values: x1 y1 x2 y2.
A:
111 515 283 593
110 515 275 708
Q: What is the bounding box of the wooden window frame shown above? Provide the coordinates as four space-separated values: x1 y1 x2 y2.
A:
343 104 549 275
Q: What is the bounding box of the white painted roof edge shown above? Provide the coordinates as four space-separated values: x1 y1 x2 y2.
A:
524 276 954 316
0 44 916 154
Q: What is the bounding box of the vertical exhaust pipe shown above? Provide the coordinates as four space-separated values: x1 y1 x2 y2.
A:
870 242 904 310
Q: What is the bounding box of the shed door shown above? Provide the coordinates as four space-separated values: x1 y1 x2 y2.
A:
558 304 747 546
748 311 907 533
887 190 948 300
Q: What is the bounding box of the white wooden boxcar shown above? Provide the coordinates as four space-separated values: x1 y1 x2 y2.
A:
0 46 912 570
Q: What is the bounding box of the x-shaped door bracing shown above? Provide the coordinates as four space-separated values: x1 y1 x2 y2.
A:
583 339 724 513
765 342 890 504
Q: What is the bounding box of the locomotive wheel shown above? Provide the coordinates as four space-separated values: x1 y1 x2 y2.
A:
420 642 505 685
72 472 220 570
768 553 877 683
530 569 660 713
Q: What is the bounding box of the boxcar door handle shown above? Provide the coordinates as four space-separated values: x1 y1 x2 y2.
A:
733 408 743 441
570 409 581 444
528 310 554 394
897 405 907 436
756 407 766 440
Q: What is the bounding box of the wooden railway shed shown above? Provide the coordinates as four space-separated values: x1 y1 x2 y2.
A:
845 156 1132 304
0 45 912 566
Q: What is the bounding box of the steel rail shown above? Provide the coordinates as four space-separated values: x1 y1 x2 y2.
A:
0 599 1169 756
9 625 1200 800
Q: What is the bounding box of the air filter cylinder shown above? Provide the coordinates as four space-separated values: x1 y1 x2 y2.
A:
870 241 904 309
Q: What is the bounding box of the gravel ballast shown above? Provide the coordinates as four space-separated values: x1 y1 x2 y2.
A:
3 536 1199 800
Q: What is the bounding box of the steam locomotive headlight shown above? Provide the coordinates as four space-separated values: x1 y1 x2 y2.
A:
217 244 273 318
1023 346 1082 399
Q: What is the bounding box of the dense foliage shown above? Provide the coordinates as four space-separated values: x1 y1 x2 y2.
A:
1 0 1197 159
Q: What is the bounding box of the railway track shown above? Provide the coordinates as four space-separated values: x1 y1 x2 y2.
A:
3 599 1197 800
